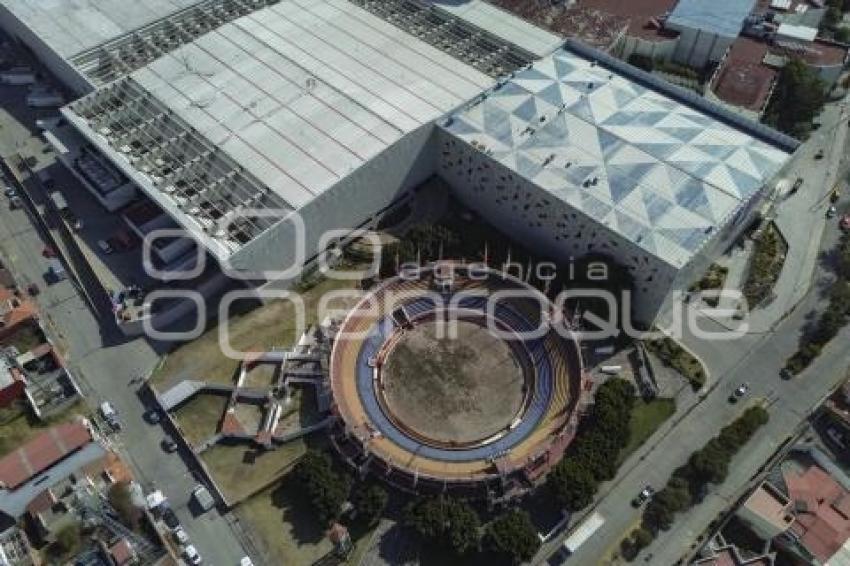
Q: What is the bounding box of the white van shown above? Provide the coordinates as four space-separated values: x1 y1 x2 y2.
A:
99 401 121 430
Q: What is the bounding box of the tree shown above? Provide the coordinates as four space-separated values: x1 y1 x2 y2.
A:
547 460 598 511
836 26 850 43
688 440 730 485
403 498 481 555
445 499 481 555
484 510 540 564
763 58 827 139
108 481 139 530
404 498 446 540
293 450 351 524
50 523 83 559
351 483 388 526
825 6 843 28
631 527 653 549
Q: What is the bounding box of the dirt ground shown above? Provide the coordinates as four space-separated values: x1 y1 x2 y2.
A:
381 320 525 444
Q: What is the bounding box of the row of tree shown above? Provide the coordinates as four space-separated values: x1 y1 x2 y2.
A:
620 406 769 561
294 450 541 564
546 379 636 511
785 232 850 375
403 499 540 565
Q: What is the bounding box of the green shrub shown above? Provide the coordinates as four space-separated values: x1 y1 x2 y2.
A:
645 337 706 390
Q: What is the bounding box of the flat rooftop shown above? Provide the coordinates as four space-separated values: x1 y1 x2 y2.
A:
428 0 563 57
0 0 200 58
442 41 796 268
667 0 756 38
65 0 492 258
712 38 776 112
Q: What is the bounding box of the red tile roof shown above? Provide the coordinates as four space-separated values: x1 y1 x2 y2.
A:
0 421 92 490
25 488 55 515
109 538 134 566
785 464 850 562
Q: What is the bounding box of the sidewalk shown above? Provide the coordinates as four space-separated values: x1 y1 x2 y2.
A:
661 95 849 359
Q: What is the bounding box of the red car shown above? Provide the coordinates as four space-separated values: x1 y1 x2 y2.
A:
41 245 57 258
840 214 850 231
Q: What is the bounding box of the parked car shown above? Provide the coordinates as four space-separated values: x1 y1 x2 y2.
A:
162 507 180 530
631 486 654 507
144 408 161 424
3 187 15 198
191 484 215 512
161 436 178 452
26 283 40 297
815 149 825 159
173 526 189 546
840 214 850 232
184 545 202 565
827 205 838 219
729 383 749 403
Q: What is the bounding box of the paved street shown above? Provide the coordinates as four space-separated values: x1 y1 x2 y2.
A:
535 97 850 565
0 82 254 564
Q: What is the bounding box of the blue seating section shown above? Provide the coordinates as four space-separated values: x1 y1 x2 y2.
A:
354 294 556 462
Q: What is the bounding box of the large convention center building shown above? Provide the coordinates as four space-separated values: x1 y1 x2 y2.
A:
0 0 798 324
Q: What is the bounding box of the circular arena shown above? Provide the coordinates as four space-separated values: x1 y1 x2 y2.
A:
329 262 584 500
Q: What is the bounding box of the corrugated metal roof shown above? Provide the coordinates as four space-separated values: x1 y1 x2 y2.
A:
93 0 491 223
428 0 563 57
666 0 756 38
0 0 201 58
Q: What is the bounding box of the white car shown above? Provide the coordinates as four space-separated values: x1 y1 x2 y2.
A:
827 205 838 219
184 545 202 565
173 526 189 546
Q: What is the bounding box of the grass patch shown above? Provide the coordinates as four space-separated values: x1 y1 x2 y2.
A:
742 223 786 308
201 439 306 504
645 337 706 390
237 474 374 566
0 401 87 457
152 276 362 389
171 393 228 447
619 398 676 464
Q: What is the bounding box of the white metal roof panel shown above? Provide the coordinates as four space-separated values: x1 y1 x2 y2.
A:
429 0 563 57
132 0 492 208
0 0 200 58
441 45 794 268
